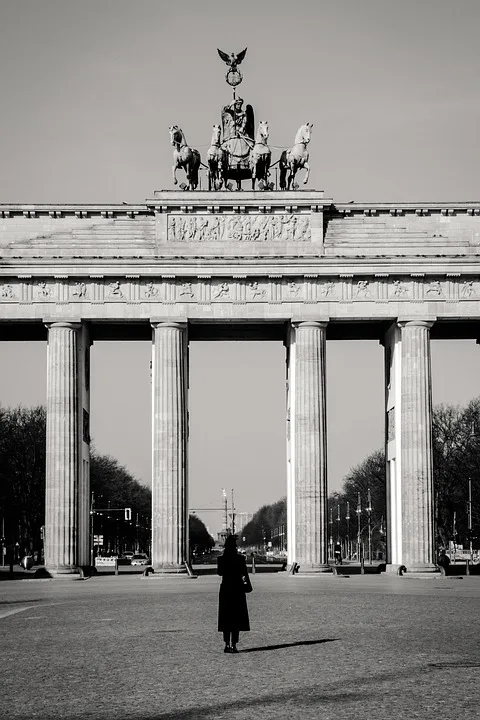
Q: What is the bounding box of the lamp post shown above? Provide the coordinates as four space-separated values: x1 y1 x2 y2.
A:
467 478 473 571
356 492 362 563
329 506 334 561
366 488 373 564
89 491 95 566
231 488 236 534
345 501 350 560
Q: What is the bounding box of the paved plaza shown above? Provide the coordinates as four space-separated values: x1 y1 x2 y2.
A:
1 573 479 720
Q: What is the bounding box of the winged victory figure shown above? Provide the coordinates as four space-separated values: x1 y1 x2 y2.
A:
217 48 248 72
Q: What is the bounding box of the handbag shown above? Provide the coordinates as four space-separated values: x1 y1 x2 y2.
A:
242 573 253 593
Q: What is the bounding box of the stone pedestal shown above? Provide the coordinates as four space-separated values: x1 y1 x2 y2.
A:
45 322 82 573
399 320 437 572
288 321 330 572
151 322 188 572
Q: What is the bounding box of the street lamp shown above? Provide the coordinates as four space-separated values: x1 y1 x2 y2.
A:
467 477 473 567
356 492 362 562
345 501 350 560
329 506 334 560
366 488 373 564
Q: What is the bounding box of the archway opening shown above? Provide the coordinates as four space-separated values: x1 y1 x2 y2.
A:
189 339 286 558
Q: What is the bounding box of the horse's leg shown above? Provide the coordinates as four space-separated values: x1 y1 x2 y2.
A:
303 161 310 185
287 164 294 191
172 164 178 186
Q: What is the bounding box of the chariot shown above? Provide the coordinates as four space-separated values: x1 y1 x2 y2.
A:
169 49 312 192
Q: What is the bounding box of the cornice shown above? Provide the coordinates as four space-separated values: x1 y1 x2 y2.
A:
1 198 480 219
330 201 480 217
148 190 329 213
0 204 151 219
2 255 480 277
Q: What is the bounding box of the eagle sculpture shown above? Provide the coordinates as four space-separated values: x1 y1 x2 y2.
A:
217 48 248 71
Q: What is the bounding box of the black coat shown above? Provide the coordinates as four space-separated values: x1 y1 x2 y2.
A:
217 553 250 632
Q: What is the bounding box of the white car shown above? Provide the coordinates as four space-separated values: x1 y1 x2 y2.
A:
130 553 150 566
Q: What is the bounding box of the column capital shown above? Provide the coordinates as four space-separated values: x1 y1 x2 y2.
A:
151 320 188 330
292 320 328 330
397 319 435 329
45 321 82 330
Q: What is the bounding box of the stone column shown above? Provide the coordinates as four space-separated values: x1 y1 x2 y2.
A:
45 322 81 573
291 321 329 571
400 320 437 572
151 322 188 572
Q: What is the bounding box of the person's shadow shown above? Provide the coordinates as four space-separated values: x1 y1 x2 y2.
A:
241 638 338 653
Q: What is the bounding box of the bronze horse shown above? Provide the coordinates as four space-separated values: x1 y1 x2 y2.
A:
169 125 201 191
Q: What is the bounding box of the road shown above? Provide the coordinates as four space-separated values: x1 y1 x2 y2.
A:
1 573 479 719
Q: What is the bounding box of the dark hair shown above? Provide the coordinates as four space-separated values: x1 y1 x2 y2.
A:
223 534 238 555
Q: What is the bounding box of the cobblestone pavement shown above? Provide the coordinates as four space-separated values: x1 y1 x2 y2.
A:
1 573 479 720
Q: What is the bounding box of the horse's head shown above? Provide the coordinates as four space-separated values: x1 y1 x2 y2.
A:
169 125 183 147
257 121 269 143
302 122 313 144
211 124 222 145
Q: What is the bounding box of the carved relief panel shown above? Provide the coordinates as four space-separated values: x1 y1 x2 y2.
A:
167 214 311 243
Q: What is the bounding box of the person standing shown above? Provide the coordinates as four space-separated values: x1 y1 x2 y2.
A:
217 534 252 653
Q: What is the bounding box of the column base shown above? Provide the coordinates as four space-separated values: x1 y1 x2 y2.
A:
386 563 441 577
44 565 80 577
292 563 333 575
151 564 188 574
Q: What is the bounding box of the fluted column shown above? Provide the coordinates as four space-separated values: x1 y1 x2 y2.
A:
151 322 188 572
45 322 81 572
400 320 437 572
292 321 329 571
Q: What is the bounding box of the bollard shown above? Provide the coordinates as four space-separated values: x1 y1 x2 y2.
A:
251 555 256 574
360 556 365 575
466 559 470 576
114 559 118 576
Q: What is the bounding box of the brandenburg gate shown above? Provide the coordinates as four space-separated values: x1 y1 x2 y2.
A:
2 190 480 575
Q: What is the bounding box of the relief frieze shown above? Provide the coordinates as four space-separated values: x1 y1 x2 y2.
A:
248 281 266 299
461 280 475 297
167 214 311 243
145 281 159 299
2 276 480 308
107 281 124 299
37 281 52 299
0 284 15 299
425 280 445 297
318 280 336 298
212 282 232 300
71 281 88 299
355 280 371 297
178 281 195 300
391 280 409 298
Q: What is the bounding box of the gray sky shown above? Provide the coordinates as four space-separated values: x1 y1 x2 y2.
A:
1 1 480 534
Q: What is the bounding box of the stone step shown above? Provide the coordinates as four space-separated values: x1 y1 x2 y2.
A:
326 228 430 235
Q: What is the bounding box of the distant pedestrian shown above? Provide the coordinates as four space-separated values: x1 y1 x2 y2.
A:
217 534 252 654
438 549 450 574
334 542 342 565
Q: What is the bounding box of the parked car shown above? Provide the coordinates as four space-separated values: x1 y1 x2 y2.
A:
130 553 151 566
122 551 135 560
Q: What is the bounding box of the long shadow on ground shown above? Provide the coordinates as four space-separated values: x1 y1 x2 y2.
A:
241 638 338 653
153 665 427 720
